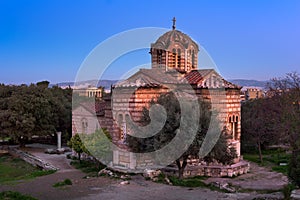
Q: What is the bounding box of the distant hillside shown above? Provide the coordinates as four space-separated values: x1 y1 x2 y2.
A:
54 79 268 89
51 80 118 89
229 79 268 88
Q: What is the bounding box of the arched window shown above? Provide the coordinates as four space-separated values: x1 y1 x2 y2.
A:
157 49 163 65
213 76 217 88
191 50 195 68
228 115 239 140
172 48 176 68
81 118 88 134
124 114 131 142
234 116 239 140
117 114 127 143
177 49 181 69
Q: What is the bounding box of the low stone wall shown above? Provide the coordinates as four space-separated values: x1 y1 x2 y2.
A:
9 148 58 171
163 160 250 178
111 149 250 177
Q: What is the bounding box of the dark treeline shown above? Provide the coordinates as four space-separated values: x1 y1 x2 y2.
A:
0 81 72 146
242 72 300 186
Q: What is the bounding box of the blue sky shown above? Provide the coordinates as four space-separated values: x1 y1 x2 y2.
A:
0 0 299 84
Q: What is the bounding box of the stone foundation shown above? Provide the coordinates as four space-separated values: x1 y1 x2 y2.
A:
163 160 250 178
110 149 249 177
110 149 156 173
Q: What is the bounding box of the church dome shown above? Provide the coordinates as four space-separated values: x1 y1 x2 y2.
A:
151 29 199 51
150 18 199 73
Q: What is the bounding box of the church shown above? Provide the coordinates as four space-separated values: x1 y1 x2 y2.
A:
72 19 249 177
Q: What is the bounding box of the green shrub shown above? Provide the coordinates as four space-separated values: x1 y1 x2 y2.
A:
272 166 287 174
0 191 37 200
53 179 72 187
64 178 72 185
29 170 56 178
282 184 296 199
70 159 105 176
288 150 300 187
168 176 206 187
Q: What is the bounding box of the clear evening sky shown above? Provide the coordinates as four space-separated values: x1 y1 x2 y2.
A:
0 0 299 84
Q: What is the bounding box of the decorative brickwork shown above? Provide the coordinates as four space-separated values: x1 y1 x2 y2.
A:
72 24 248 176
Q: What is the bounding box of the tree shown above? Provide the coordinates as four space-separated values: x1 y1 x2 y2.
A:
242 72 300 183
0 82 72 146
68 129 112 167
6 84 57 146
204 127 237 165
289 149 300 187
126 92 236 179
0 84 15 140
241 98 279 163
267 72 300 186
36 80 50 88
67 134 87 162
82 128 112 166
50 85 72 142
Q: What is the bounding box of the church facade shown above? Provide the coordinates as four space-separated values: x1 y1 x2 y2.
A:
73 21 249 177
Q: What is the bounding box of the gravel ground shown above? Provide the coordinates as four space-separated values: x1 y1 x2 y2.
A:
204 162 288 191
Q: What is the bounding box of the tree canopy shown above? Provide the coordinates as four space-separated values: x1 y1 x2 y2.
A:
0 82 72 146
241 71 300 186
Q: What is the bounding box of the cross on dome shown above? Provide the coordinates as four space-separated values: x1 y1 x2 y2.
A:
172 17 176 30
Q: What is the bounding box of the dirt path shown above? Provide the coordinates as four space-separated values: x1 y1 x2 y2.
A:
0 145 119 200
25 145 75 172
77 175 248 200
0 144 287 200
76 174 285 200
0 170 119 200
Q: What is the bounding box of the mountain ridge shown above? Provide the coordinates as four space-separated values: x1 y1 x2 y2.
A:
52 79 268 89
228 79 268 88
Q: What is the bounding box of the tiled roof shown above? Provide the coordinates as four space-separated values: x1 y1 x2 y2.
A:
114 68 178 88
140 69 180 84
114 68 241 89
184 69 213 85
184 69 241 89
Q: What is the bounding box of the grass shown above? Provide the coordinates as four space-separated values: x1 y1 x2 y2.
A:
0 191 37 200
153 173 207 187
151 173 229 192
168 175 230 192
237 188 283 194
0 155 56 185
169 176 207 187
53 179 72 187
70 159 105 177
243 149 290 175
